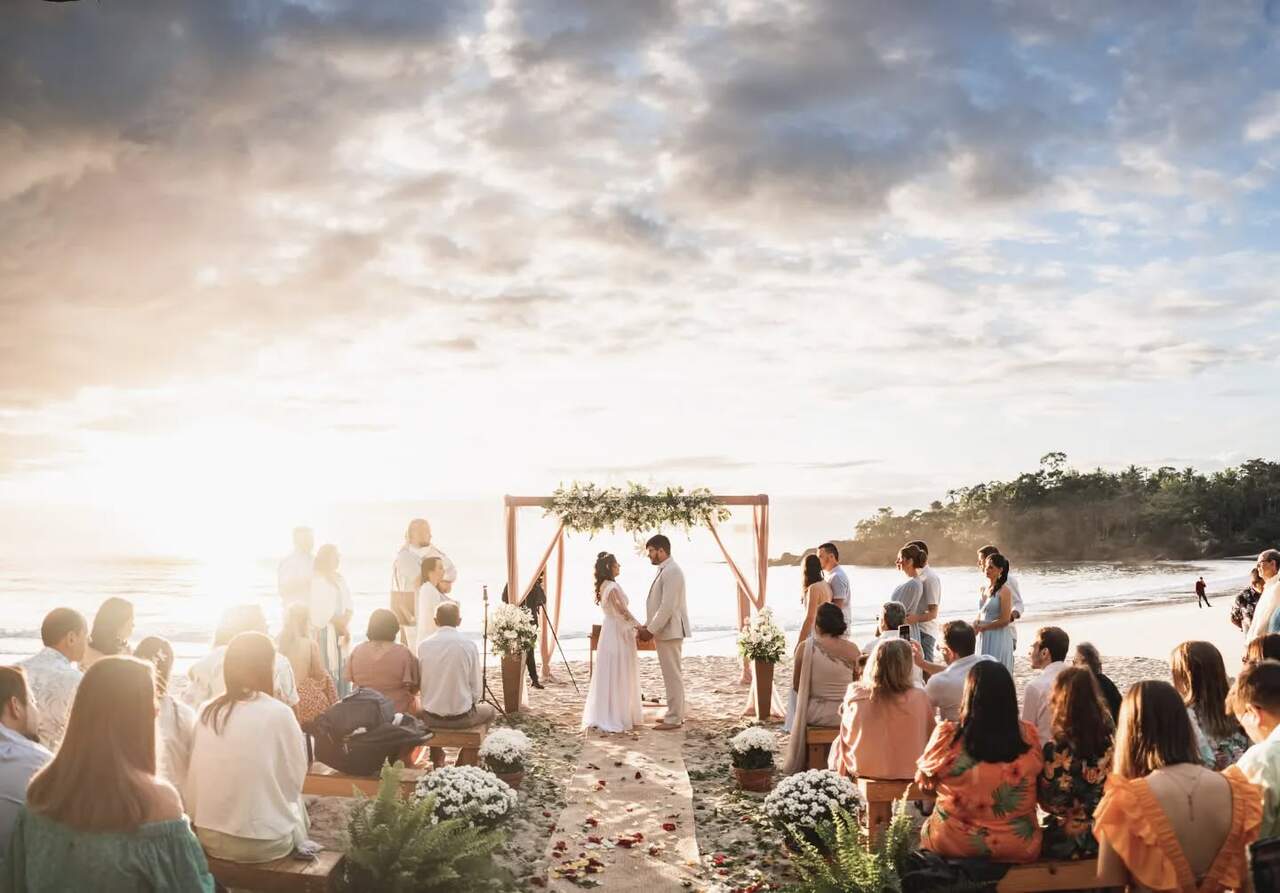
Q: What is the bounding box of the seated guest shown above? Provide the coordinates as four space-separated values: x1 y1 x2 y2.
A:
914 620 994 722
916 660 1044 863
1243 633 1280 669
1037 667 1114 859
346 609 420 715
417 602 496 767
184 605 299 710
781 604 858 774
1072 641 1122 723
1021 626 1069 745
1171 640 1249 769
187 633 310 863
17 608 86 750
1095 680 1261 893
80 597 134 670
829 639 933 780
783 558 835 733
861 601 923 686
0 668 52 865
1231 659 1280 840
278 603 335 725
134 637 195 801
10 657 214 890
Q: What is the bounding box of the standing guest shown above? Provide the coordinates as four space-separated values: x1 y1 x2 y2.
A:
277 526 314 611
1243 633 1280 669
782 555 833 733
1171 641 1250 769
916 660 1044 863
1073 642 1122 723
391 518 458 645
187 633 311 863
1245 548 1280 642
1021 626 1070 745
80 597 134 670
501 571 547 690
417 602 496 767
415 557 454 651
913 620 995 722
782 604 859 774
1231 570 1265 633
9 657 215 890
310 544 354 697
1196 576 1211 608
890 544 926 649
184 605 299 710
829 639 934 781
977 545 1024 648
974 553 1015 671
346 609 420 715
278 603 336 727
1231 659 1280 840
133 638 195 803
818 542 852 630
1037 667 1114 859
0 667 52 865
905 540 942 662
1094 680 1261 893
17 608 86 750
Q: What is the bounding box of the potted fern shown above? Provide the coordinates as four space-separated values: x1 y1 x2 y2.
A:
786 797 913 893
729 726 778 792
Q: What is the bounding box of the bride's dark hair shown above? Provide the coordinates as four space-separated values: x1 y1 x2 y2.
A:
594 552 617 605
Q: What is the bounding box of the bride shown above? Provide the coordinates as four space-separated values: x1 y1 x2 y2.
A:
581 551 644 733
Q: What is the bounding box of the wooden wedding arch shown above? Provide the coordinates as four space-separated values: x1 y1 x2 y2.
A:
503 493 772 669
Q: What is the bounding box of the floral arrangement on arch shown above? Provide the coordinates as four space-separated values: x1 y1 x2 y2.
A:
763 769 862 834
416 766 518 829
729 726 778 770
737 608 787 663
479 728 533 775
489 603 538 658
546 482 732 535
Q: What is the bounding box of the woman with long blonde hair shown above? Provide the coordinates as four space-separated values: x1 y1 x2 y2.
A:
1170 641 1249 769
8 657 214 889
828 637 933 780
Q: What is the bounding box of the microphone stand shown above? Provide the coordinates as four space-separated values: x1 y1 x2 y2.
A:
480 585 507 715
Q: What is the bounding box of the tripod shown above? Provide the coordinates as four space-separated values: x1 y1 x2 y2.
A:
479 585 507 715
542 608 580 695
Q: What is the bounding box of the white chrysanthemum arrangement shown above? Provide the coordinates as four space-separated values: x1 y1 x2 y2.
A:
416 766 518 829
729 726 778 770
763 769 861 832
737 608 787 663
479 727 533 774
489 603 538 658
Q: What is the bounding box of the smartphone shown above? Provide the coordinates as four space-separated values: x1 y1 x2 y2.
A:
897 624 912 640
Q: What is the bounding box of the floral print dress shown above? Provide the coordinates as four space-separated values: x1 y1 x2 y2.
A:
1037 738 1113 859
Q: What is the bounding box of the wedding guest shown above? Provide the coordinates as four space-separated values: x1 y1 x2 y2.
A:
916 660 1044 863
818 542 852 629
133 637 195 803
278 603 335 727
18 608 86 750
415 556 453 651
1037 667 1114 859
184 605 299 710
913 620 995 722
310 543 354 696
391 518 458 644
1231 569 1265 632
796 554 833 647
1095 680 1260 892
277 526 314 611
501 570 547 690
974 553 1015 671
905 540 941 661
80 597 134 670
782 604 859 775
829 638 933 780
1244 633 1280 669
11 657 215 890
1021 626 1069 745
0 667 52 864
1171 640 1249 769
976 545 1024 620
417 602 496 767
1231 659 1280 840
346 609 420 715
1072 642 1123 722
187 633 310 863
890 544 925 647
861 601 923 686
1245 548 1280 641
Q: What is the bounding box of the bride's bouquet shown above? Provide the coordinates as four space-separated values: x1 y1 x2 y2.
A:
489 603 538 658
737 608 787 664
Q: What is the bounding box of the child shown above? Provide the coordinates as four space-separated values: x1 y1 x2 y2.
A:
1232 659 1280 838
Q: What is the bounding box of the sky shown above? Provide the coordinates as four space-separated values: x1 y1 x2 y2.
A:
2 0 1279 555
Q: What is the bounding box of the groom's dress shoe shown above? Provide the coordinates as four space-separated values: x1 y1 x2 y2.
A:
652 722 682 731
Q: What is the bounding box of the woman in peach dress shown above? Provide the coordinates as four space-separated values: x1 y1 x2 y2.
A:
828 638 933 780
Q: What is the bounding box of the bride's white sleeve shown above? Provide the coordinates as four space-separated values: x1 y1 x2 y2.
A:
605 585 640 627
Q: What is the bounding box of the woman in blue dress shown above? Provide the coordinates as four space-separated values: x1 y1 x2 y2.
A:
975 552 1015 671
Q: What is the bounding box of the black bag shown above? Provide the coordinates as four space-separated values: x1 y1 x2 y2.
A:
311 687 432 776
1250 835 1280 893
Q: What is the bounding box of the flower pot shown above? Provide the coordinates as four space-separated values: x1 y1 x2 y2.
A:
753 659 775 721
494 769 524 790
500 653 524 714
733 766 774 792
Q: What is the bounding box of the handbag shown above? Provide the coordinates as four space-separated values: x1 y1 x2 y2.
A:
295 672 339 731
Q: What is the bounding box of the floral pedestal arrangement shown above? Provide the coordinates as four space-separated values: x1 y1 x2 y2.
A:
489 603 538 714
480 728 532 791
730 726 778 792
764 769 862 857
737 609 786 720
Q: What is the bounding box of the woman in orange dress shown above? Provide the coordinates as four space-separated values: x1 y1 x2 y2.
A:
915 660 1043 863
1094 680 1261 893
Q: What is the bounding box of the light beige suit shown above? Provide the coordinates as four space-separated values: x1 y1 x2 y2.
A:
646 557 689 725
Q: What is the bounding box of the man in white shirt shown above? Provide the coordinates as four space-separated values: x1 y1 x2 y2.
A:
413 557 455 650
0 667 52 864
912 620 996 722
818 542 852 629
18 608 86 750
1246 549 1280 643
1021 626 1069 745
417 602 495 767
978 545 1024 646
277 526 314 610
392 518 458 645
906 541 942 662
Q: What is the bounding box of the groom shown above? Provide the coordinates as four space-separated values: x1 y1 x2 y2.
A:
637 534 689 730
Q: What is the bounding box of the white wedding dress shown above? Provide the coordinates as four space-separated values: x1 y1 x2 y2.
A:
581 580 644 732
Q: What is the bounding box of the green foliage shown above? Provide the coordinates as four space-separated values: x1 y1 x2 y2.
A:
784 798 913 893
341 762 507 893
547 481 732 535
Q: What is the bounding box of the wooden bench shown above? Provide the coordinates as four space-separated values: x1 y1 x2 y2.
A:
302 761 425 798
206 850 343 893
856 777 933 845
804 726 838 770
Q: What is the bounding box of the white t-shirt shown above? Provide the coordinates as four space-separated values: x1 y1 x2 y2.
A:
918 566 942 640
277 550 313 608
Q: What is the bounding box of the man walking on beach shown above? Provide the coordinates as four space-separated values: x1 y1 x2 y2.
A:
818 543 852 629
1196 576 1211 608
